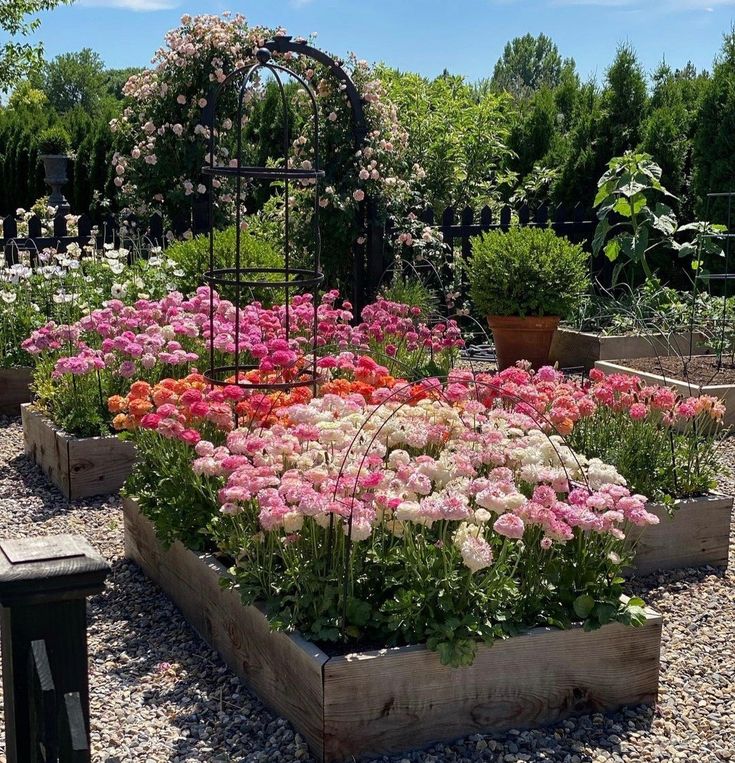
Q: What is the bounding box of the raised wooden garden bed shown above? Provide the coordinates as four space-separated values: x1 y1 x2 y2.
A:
122 497 662 763
595 359 735 428
0 367 33 416
631 494 732 575
550 329 707 371
21 404 136 500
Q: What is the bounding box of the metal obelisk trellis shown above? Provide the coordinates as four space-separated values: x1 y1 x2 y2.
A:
202 47 325 397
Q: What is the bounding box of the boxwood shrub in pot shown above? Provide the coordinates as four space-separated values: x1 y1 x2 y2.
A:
469 227 589 369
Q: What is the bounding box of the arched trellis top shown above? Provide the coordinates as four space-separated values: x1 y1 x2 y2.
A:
201 35 369 149
263 35 369 149
200 35 377 312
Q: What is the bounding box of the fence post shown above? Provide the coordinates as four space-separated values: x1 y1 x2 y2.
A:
0 534 109 762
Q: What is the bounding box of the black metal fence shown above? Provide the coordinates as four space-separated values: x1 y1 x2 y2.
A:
2 200 599 305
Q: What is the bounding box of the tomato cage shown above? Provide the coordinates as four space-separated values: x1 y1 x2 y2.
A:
202 46 324 392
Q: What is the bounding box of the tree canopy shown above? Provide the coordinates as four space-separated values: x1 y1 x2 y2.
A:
0 0 72 92
491 33 575 98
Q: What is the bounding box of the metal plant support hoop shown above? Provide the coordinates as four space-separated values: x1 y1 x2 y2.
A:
203 47 325 395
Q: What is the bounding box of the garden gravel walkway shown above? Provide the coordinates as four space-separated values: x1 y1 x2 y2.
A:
0 415 734 763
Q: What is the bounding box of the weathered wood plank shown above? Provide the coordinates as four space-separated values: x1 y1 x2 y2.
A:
631 495 732 575
22 403 70 497
0 367 32 416
21 405 136 500
122 498 327 759
322 614 661 762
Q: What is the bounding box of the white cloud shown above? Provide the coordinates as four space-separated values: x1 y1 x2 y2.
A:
77 0 178 10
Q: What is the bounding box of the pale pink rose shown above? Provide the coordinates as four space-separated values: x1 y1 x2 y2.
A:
353 189 365 202
177 95 186 105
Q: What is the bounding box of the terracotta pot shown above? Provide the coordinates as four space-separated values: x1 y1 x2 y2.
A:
487 315 560 370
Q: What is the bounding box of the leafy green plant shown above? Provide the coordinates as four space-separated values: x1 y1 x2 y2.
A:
592 152 678 285
37 125 71 155
165 228 283 303
469 226 589 318
592 152 725 286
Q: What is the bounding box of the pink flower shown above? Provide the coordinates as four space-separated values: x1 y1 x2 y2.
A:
629 402 648 421
493 513 525 539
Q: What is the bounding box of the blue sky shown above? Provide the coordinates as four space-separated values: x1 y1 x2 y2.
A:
15 0 735 83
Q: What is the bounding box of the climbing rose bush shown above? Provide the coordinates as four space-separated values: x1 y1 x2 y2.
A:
111 13 444 289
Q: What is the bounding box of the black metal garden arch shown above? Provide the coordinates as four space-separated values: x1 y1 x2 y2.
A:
258 36 379 312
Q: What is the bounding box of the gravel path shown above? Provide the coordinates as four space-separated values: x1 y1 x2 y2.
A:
0 415 734 762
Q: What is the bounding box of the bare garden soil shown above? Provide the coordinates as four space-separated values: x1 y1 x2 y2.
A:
620 354 735 386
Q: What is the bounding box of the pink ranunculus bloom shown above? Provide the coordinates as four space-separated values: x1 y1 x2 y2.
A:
493 513 525 539
629 402 649 421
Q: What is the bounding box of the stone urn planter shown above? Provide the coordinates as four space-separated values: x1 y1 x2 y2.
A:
39 154 71 211
488 315 560 370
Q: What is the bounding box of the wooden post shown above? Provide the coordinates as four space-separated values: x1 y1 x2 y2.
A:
0 534 109 762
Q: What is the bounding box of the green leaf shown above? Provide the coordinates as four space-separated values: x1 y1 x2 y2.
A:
604 239 620 263
573 593 595 620
346 598 372 628
593 602 617 625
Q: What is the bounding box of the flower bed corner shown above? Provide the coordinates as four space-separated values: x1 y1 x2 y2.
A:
122 497 662 763
595 360 735 428
22 404 136 500
550 329 708 371
631 495 732 575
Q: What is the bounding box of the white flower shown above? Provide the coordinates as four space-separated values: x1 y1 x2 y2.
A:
111 283 127 298
282 512 304 533
1 291 17 304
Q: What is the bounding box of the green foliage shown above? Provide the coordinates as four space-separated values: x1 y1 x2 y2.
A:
42 48 106 114
599 44 647 159
593 152 676 284
641 62 709 218
693 29 735 223
490 33 573 99
593 152 726 286
165 228 284 302
379 275 440 320
379 67 516 210
126 431 221 550
37 125 71 155
568 401 721 501
0 0 73 92
469 227 589 318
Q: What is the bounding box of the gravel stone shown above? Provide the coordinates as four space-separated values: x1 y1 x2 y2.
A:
1 413 734 761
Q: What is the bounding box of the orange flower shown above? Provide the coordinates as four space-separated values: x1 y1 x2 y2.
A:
129 398 154 418
108 395 127 414
112 412 135 431
152 386 176 406
129 380 152 400
555 417 574 437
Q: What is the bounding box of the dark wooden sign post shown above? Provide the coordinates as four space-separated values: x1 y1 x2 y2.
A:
0 534 109 762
